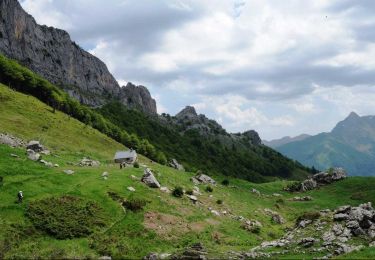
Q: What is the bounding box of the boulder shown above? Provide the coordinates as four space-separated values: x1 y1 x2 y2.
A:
264 208 285 224
298 237 317 247
27 149 40 161
251 188 261 196
79 158 100 167
141 168 161 188
334 213 349 221
193 174 216 185
168 159 184 171
300 178 317 191
160 187 170 193
187 195 198 203
27 140 44 152
63 170 74 175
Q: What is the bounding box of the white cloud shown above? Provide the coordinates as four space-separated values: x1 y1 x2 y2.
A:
20 0 375 139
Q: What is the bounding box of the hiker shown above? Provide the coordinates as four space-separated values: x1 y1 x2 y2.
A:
18 191 23 203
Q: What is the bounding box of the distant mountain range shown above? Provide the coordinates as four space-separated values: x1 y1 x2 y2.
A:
264 134 311 148
273 112 375 176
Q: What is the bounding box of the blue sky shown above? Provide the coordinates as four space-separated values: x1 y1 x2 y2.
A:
20 0 375 140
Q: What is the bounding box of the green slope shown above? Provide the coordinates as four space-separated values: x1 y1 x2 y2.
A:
98 102 311 182
0 85 374 258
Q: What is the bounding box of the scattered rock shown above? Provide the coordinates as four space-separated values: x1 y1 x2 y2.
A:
273 193 282 197
298 219 312 228
298 237 317 247
127 187 136 192
292 196 313 201
63 170 74 175
251 188 261 196
334 213 349 221
143 253 158 260
39 159 53 167
192 174 216 185
130 175 138 180
141 168 161 188
211 210 220 216
102 172 109 178
160 187 170 193
78 158 100 167
178 243 207 260
10 153 19 158
168 159 184 171
187 195 198 203
370 241 375 247
0 133 25 147
54 164 59 167
27 149 40 161
265 208 285 224
242 219 262 233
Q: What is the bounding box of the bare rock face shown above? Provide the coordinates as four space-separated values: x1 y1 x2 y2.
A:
119 83 157 114
0 0 157 114
0 0 119 107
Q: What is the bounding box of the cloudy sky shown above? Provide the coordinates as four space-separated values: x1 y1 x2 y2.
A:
20 0 375 140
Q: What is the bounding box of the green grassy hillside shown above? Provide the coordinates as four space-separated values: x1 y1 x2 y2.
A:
0 84 374 259
0 53 311 182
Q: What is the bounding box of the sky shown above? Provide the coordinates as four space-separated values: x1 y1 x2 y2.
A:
20 0 375 140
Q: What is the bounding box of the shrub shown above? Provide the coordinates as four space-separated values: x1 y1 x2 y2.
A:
216 199 223 205
172 187 184 198
205 186 213 193
107 191 122 202
276 198 285 204
296 211 321 225
285 181 301 192
186 189 194 195
26 196 105 239
251 225 261 234
0 176 3 187
122 198 147 212
221 179 229 186
133 161 140 168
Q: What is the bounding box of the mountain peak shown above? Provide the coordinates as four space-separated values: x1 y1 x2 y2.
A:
346 111 360 120
176 106 198 118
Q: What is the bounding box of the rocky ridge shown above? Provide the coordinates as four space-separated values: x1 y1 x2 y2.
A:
0 0 156 114
286 167 347 192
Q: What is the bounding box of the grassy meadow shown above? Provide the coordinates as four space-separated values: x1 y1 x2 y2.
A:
0 84 374 259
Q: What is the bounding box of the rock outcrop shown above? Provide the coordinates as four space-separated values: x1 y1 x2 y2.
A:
239 203 375 259
0 0 157 114
168 159 184 171
286 168 347 192
119 83 157 114
0 133 25 147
